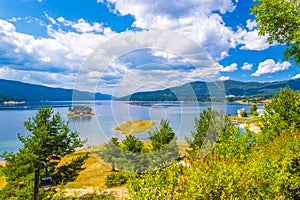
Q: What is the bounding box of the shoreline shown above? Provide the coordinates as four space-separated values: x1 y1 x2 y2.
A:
65 113 96 117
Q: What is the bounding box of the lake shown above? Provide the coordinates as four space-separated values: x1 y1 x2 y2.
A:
0 101 258 157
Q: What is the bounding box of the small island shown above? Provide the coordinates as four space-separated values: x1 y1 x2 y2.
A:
3 101 26 105
66 106 96 117
114 120 157 134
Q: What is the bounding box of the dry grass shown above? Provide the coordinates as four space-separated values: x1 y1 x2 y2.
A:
0 163 6 189
58 146 111 189
114 120 157 134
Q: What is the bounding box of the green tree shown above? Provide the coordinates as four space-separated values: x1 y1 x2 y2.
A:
100 137 121 171
68 106 92 114
0 107 87 199
149 119 176 151
148 119 179 168
122 135 143 153
251 0 300 64
186 108 230 158
250 104 258 116
240 110 247 117
260 87 300 142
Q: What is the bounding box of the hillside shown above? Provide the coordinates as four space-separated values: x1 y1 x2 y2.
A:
0 79 114 102
116 79 300 101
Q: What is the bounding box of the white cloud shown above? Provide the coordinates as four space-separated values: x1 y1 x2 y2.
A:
242 62 253 70
251 59 292 76
99 0 272 59
220 76 230 81
45 13 56 24
54 17 103 33
220 63 238 72
246 19 257 31
0 18 115 88
237 28 270 50
292 74 300 79
99 0 238 60
0 19 16 32
8 17 22 23
0 66 76 88
75 29 222 95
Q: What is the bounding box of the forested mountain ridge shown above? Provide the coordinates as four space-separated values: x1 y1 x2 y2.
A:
0 79 114 102
116 79 300 101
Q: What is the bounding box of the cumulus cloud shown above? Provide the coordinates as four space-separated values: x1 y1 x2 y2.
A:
98 0 239 60
99 0 271 59
220 76 230 81
220 63 238 72
237 28 270 50
0 0 275 94
0 18 115 89
75 29 222 96
242 62 253 70
251 59 291 76
292 74 300 79
55 17 104 33
246 19 257 31
0 66 76 88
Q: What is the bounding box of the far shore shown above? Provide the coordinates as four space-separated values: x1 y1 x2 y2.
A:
65 113 96 117
3 101 26 105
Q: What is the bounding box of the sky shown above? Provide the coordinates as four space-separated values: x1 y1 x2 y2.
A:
0 0 299 97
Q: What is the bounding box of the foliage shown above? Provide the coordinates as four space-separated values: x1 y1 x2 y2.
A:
68 106 93 114
186 108 231 158
105 172 131 188
127 87 300 199
100 120 179 173
127 163 182 199
122 135 143 153
251 0 300 64
250 104 258 116
0 107 87 199
99 138 121 171
260 87 300 143
240 110 248 117
149 119 176 151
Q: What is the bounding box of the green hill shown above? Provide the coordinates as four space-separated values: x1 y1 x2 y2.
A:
0 79 114 102
116 79 300 101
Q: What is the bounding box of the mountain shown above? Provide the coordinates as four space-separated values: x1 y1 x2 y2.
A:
0 79 114 102
116 79 300 101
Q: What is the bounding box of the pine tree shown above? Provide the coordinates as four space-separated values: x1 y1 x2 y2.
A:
0 107 87 199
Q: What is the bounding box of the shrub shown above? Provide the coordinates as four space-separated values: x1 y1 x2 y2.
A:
105 172 129 188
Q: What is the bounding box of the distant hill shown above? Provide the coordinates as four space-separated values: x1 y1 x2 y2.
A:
116 79 300 101
0 79 114 102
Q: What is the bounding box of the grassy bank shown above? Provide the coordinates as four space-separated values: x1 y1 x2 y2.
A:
114 120 157 134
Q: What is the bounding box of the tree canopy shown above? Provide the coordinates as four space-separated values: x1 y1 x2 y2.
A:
100 119 179 173
251 0 300 64
0 107 88 199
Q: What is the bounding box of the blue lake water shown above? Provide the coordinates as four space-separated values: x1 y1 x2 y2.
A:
0 101 259 158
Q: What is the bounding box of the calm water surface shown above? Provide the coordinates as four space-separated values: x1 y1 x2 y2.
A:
0 101 258 157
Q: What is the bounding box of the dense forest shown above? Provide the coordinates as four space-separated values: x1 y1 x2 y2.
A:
116 79 300 102
0 79 113 102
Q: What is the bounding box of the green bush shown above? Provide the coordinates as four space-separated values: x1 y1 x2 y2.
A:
105 172 129 188
240 110 247 117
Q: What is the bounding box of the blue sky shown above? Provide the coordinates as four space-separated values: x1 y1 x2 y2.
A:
0 0 299 97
